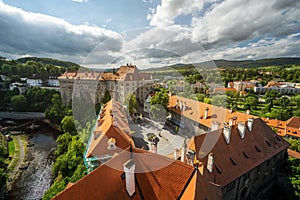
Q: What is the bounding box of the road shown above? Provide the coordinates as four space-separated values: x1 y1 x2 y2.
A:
0 112 45 120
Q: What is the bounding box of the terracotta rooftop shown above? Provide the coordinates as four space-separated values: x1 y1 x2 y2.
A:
261 118 286 136
188 118 290 186
286 117 300 137
168 95 294 137
287 149 300 159
286 117 300 129
58 65 151 82
53 147 199 200
58 71 77 79
74 72 101 80
180 166 222 200
168 95 257 129
85 99 133 158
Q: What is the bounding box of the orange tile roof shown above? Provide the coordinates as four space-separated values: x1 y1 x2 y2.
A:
245 84 254 88
180 166 222 200
168 95 257 129
86 99 133 158
58 71 77 79
287 149 300 159
53 147 195 200
287 116 300 128
261 118 286 136
286 117 300 138
74 72 101 80
100 65 136 81
188 118 290 186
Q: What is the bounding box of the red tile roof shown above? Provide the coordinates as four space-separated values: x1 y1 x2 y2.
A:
180 166 222 200
286 117 300 137
168 95 257 129
287 149 300 159
188 118 290 186
86 99 133 158
53 148 196 200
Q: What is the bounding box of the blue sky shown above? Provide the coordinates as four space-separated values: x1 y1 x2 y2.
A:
3 0 156 31
0 0 299 68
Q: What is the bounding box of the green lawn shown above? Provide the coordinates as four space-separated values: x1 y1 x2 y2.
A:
8 140 15 157
7 136 20 172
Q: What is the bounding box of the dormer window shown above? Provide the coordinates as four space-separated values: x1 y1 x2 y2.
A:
107 138 117 150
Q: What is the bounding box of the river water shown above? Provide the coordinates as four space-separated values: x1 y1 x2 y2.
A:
9 132 57 200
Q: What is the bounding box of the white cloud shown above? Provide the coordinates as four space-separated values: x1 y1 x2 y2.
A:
143 0 153 3
209 34 300 60
191 0 300 47
149 0 204 27
0 2 123 63
71 0 88 3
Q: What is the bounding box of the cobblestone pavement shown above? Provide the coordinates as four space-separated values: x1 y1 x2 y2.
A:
129 117 185 156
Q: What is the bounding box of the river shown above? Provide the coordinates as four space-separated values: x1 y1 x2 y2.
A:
8 130 58 200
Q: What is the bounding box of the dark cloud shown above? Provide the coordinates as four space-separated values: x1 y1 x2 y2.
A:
0 2 123 61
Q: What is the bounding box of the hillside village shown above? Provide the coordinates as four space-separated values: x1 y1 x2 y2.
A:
0 59 300 200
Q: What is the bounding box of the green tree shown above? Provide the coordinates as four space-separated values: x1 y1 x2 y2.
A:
55 133 72 156
125 93 138 115
278 96 290 108
45 94 65 124
264 90 280 108
245 96 258 110
211 95 226 107
61 116 77 135
196 93 205 102
150 88 169 110
101 90 111 105
11 94 27 111
1 64 12 75
42 177 67 200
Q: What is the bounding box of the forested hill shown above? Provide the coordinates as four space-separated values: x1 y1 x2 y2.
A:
0 57 80 80
16 57 81 69
145 57 300 71
212 57 300 68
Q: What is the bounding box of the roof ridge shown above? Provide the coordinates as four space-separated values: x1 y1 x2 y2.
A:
177 167 198 199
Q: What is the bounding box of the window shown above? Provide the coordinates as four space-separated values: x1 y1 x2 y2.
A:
265 140 271 147
230 157 237 165
255 145 261 152
242 151 249 159
215 164 222 174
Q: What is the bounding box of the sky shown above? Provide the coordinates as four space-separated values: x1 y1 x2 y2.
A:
0 0 299 69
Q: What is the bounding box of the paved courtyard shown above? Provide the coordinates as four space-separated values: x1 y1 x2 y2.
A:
129 117 186 157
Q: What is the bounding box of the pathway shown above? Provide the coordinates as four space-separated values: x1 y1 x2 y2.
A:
7 135 25 190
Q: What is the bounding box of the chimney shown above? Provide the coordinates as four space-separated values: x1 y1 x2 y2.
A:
207 153 214 173
247 118 254 132
107 138 117 150
175 100 179 109
237 122 246 139
246 109 250 115
229 108 233 114
183 102 187 111
179 100 183 111
211 121 220 131
150 142 157 154
181 140 187 162
229 118 233 126
123 159 135 197
223 125 232 144
232 116 237 125
173 149 177 160
186 150 196 166
204 107 209 119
